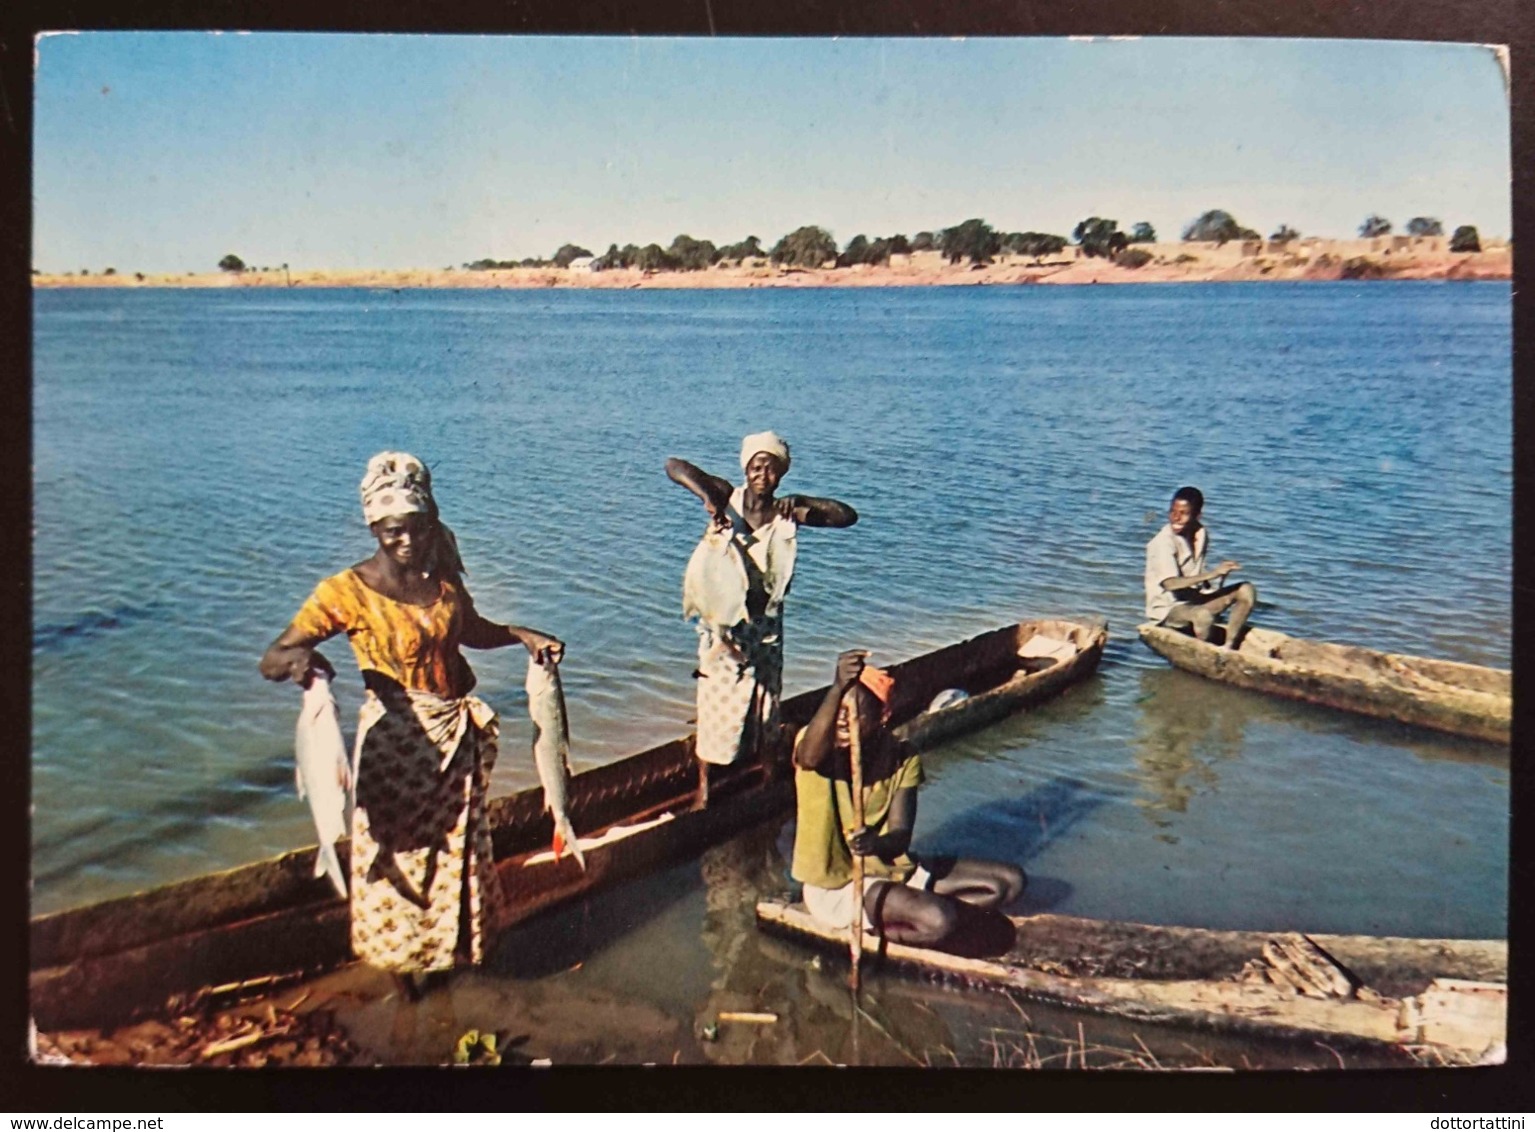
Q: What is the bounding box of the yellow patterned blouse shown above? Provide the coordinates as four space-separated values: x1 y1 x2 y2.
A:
790 727 925 890
289 569 497 698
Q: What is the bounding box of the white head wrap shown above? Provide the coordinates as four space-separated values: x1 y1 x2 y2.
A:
359 451 434 524
740 430 791 473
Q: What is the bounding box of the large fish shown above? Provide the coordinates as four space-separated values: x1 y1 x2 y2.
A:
525 656 586 870
294 670 350 898
682 524 749 631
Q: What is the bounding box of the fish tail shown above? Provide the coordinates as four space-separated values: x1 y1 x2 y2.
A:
552 813 587 871
316 843 348 899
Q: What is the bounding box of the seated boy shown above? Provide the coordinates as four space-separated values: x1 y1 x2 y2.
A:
790 649 1026 946
1144 485 1257 650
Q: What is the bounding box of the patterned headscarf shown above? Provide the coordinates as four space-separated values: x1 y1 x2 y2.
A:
740 430 791 473
360 451 433 524
359 451 464 575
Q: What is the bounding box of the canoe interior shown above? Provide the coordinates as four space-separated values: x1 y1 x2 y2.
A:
1244 628 1510 698
1137 623 1509 744
31 617 1106 1029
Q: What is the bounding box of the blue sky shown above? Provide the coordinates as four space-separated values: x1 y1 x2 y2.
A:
32 34 1511 273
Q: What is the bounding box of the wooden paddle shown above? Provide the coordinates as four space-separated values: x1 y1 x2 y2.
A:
846 688 866 993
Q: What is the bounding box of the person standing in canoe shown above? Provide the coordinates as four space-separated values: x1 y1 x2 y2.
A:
1144 485 1257 650
260 451 563 995
666 431 857 803
792 650 1026 944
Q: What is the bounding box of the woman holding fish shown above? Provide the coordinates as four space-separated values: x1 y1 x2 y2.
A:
260 452 564 991
666 430 857 801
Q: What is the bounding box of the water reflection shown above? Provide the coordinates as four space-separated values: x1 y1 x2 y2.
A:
1131 667 1246 842
690 820 1008 1066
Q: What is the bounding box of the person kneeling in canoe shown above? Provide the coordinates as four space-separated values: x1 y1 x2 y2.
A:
791 650 1025 946
1144 485 1257 651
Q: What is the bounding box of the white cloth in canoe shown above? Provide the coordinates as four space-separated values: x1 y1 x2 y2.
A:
684 486 798 766
1018 634 1078 664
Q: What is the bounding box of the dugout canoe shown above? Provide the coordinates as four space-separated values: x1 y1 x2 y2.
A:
1137 623 1509 744
755 900 1507 1060
31 616 1107 1030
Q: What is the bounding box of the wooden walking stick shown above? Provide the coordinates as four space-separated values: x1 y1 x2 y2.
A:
846 687 866 994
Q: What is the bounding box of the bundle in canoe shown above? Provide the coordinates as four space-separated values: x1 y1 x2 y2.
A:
755 900 1506 1060
1137 623 1509 745
31 616 1107 1030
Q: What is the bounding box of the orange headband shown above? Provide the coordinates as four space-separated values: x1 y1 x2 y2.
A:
856 664 895 721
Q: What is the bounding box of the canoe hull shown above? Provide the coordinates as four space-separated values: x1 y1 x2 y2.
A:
1138 623 1509 744
755 900 1506 1058
32 617 1107 1030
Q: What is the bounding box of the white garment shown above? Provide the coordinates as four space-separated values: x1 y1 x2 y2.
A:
1144 522 1210 622
683 487 799 765
803 864 934 932
681 487 798 634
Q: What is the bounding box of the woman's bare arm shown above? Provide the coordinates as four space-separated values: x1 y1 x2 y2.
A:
778 494 858 528
259 624 335 685
794 650 867 771
666 457 734 526
459 593 565 664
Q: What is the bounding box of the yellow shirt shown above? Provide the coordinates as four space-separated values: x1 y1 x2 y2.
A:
790 727 925 889
289 569 488 698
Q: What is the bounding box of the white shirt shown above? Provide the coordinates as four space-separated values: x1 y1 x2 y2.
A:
1144 522 1210 621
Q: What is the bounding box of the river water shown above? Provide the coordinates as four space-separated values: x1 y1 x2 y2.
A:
32 281 1509 1061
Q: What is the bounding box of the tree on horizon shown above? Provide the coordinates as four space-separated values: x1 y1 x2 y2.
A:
1407 217 1444 237
838 233 871 267
1002 232 1068 259
667 234 718 270
1449 225 1481 253
939 218 1000 264
553 244 593 268
1359 215 1393 238
1181 210 1256 245
1129 221 1156 244
218 254 246 273
770 226 837 268
719 235 764 263
636 243 676 272
1072 217 1127 258
1270 224 1300 244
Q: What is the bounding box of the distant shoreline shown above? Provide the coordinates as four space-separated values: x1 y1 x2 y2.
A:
33 241 1511 290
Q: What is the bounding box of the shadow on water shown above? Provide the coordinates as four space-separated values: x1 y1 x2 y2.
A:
33 602 163 653
917 775 1106 914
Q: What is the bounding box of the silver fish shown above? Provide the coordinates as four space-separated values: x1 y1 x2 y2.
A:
682 524 749 630
525 656 585 869
294 670 350 898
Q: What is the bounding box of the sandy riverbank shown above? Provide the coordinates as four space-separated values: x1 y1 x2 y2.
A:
33 246 1511 291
